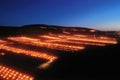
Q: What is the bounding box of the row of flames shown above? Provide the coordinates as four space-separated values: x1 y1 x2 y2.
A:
0 64 34 80
0 33 117 80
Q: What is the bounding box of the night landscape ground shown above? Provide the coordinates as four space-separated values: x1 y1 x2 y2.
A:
0 24 120 80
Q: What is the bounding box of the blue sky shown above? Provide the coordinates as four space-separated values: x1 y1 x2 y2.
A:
0 0 120 30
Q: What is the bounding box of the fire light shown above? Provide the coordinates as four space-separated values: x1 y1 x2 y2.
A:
8 37 85 52
0 64 34 80
0 44 57 61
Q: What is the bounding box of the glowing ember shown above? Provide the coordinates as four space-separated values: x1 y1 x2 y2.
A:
38 60 53 69
0 64 34 80
90 29 96 32
0 52 5 56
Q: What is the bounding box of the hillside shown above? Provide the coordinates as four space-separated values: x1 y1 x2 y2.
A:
0 24 119 80
0 24 108 36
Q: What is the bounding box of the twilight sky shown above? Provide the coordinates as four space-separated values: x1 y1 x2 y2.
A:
0 0 120 30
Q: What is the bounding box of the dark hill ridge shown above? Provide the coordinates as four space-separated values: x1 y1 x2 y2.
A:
22 24 96 30
20 24 100 36
0 26 20 37
0 24 114 37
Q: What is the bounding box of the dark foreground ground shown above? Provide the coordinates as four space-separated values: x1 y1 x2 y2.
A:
37 44 120 80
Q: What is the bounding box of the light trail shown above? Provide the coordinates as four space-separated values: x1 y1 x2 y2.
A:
0 38 58 69
0 64 34 80
40 35 106 46
0 44 57 61
38 60 53 69
67 37 117 44
0 40 7 44
71 34 89 38
40 35 62 40
8 37 85 52
56 35 117 44
51 41 106 46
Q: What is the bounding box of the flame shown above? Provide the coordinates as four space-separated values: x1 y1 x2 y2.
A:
8 37 85 52
0 39 58 70
0 31 118 80
0 64 34 80
38 60 53 69
56 35 117 44
40 35 106 46
0 52 5 56
7 33 117 52
0 44 57 61
0 40 7 44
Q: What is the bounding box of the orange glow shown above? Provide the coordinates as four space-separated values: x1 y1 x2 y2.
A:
8 37 85 52
0 32 118 74
72 34 88 38
0 40 7 44
56 34 117 44
7 34 117 52
0 38 58 69
90 29 96 32
0 44 57 61
0 52 5 56
62 31 70 34
41 34 117 45
38 60 53 69
0 64 34 80
67 37 117 44
40 35 106 46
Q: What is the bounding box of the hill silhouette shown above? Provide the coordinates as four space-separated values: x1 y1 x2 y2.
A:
0 24 113 37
